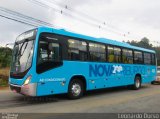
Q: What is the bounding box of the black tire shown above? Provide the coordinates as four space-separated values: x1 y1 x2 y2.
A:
68 79 84 99
132 76 141 90
151 81 155 85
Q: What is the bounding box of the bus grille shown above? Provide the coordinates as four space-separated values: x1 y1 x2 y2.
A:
10 85 21 93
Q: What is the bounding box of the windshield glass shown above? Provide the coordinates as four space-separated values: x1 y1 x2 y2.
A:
11 40 34 73
10 29 36 75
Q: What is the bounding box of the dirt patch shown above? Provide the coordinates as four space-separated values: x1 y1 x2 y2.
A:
0 86 9 90
0 67 10 75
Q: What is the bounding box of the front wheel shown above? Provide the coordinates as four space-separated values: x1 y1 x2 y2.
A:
68 79 84 99
132 76 141 90
151 81 155 85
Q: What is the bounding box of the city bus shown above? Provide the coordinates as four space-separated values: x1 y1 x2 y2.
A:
9 26 157 99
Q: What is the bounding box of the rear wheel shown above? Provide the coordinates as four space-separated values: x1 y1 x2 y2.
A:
68 79 84 99
151 81 155 84
132 76 141 90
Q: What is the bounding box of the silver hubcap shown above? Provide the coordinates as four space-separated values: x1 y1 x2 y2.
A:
71 83 81 96
136 79 140 88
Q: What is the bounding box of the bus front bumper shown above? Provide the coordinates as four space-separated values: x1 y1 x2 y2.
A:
10 83 37 96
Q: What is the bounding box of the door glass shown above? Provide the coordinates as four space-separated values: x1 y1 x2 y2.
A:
38 41 60 64
37 37 62 73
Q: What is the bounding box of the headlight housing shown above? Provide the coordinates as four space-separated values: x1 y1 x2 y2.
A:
23 75 32 85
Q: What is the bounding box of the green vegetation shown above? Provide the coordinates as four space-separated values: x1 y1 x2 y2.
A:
0 47 12 87
0 67 10 87
0 47 12 68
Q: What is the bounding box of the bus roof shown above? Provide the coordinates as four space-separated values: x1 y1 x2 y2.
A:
38 26 155 53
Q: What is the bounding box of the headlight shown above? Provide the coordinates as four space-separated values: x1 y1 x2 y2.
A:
23 75 32 85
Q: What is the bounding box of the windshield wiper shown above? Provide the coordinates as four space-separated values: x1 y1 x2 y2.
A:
20 42 28 57
15 39 29 69
17 39 28 56
25 41 34 69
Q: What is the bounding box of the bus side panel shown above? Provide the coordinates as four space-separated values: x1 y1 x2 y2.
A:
36 61 156 96
87 63 134 90
35 61 128 96
36 61 90 96
141 65 156 83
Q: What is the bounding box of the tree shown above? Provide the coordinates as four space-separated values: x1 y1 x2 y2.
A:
138 37 152 49
0 47 12 68
127 37 152 49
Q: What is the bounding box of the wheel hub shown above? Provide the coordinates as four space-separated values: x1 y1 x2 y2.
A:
136 79 140 88
71 83 81 96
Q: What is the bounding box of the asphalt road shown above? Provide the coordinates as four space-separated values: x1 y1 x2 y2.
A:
0 84 160 115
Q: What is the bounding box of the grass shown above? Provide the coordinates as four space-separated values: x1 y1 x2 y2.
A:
0 67 10 87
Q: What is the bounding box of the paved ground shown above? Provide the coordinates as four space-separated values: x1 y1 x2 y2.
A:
0 84 160 114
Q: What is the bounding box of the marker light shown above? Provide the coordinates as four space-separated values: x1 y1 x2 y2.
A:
23 75 32 85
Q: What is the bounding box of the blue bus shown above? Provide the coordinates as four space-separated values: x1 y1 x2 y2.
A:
9 27 157 99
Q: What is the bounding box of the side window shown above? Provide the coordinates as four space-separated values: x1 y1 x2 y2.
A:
108 46 121 63
134 51 143 64
38 41 60 64
89 43 106 62
114 47 121 63
37 35 62 74
68 39 87 61
144 53 151 65
122 49 133 64
108 46 114 62
151 54 156 65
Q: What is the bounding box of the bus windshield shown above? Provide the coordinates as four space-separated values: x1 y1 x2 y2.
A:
10 30 36 77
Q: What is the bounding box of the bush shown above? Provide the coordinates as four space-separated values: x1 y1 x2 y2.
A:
0 77 8 87
0 67 10 87
0 47 12 68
